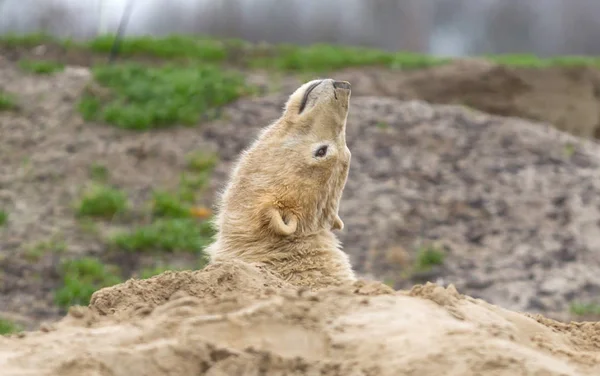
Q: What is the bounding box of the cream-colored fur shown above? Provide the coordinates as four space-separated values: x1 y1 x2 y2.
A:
205 78 356 288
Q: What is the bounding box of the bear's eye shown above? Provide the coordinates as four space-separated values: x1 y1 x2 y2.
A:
314 145 328 158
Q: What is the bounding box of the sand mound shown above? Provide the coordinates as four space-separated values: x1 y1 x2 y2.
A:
1 262 599 376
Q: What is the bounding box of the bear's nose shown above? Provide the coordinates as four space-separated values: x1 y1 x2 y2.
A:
333 81 351 91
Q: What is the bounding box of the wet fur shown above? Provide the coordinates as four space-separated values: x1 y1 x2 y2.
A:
205 78 356 288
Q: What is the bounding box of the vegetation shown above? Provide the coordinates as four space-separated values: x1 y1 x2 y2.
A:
414 244 445 272
0 90 17 111
109 148 217 253
0 32 65 48
110 218 214 253
89 163 109 182
0 210 7 226
76 184 128 219
0 318 22 335
18 59 65 74
375 121 389 129
3 32 600 75
78 63 250 130
88 34 231 62
54 257 122 309
186 150 218 172
151 191 193 218
179 151 218 199
570 302 600 316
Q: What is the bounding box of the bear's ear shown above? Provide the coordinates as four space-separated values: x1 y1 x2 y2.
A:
267 207 298 236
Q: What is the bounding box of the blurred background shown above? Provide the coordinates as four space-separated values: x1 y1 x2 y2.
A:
2 0 600 57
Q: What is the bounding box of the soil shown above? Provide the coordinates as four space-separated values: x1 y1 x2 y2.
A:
1 261 600 376
2 42 600 337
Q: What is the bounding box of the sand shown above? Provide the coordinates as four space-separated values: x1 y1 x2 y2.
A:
1 260 599 376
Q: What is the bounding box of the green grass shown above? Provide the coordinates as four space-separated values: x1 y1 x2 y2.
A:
106 147 217 253
18 59 65 74
249 43 449 71
151 191 193 218
186 150 218 172
54 257 122 309
0 32 60 47
76 184 128 219
78 62 251 130
89 163 109 182
414 245 445 272
178 172 211 201
77 218 100 237
0 90 17 111
570 302 600 316
151 152 217 217
0 318 22 335
110 218 214 253
83 34 600 71
178 151 218 200
4 33 600 75
88 34 231 62
0 210 7 226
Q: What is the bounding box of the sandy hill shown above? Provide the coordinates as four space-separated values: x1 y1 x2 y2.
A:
1 260 599 376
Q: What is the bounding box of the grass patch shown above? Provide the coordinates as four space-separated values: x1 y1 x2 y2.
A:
88 34 230 62
78 62 251 130
414 244 445 272
563 143 576 159
249 43 450 72
0 90 17 111
178 151 218 201
570 302 600 316
0 210 7 226
151 191 193 218
4 33 600 73
82 35 600 71
18 59 65 74
89 163 109 182
151 152 217 218
178 172 211 201
486 53 600 68
249 43 396 71
186 150 218 172
77 218 101 237
76 184 128 219
54 257 122 309
110 218 214 253
0 318 22 336
0 32 60 47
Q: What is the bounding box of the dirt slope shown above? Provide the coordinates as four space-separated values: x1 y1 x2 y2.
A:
1 261 599 376
3 56 600 329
